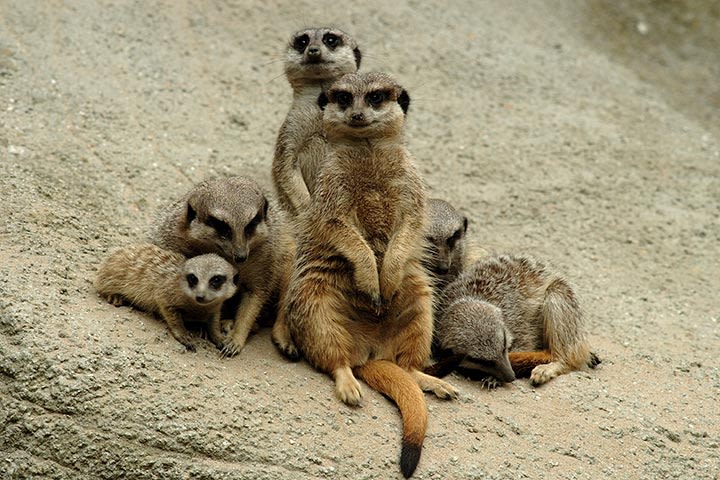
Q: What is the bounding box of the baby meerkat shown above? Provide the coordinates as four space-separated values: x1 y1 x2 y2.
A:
95 243 238 350
272 27 361 218
429 254 600 386
149 176 297 357
284 72 457 478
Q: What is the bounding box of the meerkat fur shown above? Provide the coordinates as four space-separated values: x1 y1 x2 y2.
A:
272 27 361 218
284 72 457 478
95 243 238 350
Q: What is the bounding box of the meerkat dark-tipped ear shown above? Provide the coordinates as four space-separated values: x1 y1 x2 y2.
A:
318 92 329 110
261 195 269 218
353 47 362 69
462 216 468 233
186 203 197 223
397 90 410 114
232 273 240 286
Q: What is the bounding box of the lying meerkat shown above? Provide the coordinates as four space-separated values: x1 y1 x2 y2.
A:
149 176 297 357
95 243 238 350
428 254 600 386
423 198 469 287
283 72 457 478
272 27 361 218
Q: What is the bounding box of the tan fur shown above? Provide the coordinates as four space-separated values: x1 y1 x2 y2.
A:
272 27 361 218
95 243 238 350
148 176 297 357
283 72 456 478
433 254 598 386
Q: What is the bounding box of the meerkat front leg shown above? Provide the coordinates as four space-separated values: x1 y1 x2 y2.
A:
271 308 300 361
379 219 421 301
159 305 196 352
206 310 224 349
326 218 381 304
284 168 312 217
222 291 265 357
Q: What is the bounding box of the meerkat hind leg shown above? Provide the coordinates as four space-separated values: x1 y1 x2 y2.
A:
271 315 300 361
334 366 363 406
410 370 458 399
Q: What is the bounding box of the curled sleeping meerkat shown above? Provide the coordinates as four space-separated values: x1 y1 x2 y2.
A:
427 254 600 386
283 72 457 478
95 243 238 350
149 176 297 357
272 27 361 218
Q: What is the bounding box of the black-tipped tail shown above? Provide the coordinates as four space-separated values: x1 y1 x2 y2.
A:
400 439 422 478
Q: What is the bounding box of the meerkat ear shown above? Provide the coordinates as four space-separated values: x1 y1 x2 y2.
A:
397 90 410 114
462 216 468 233
353 47 362 69
186 203 197 223
232 273 240 286
261 195 269 219
318 92 329 110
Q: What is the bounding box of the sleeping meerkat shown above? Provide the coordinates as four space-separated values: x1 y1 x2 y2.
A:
149 176 297 357
283 72 457 478
272 27 361 218
429 254 600 386
95 243 238 350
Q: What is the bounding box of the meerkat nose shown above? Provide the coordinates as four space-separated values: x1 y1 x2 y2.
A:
196 295 206 303
351 112 365 122
234 253 248 263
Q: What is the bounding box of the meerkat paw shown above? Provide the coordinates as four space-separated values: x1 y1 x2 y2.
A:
271 331 301 362
106 294 125 306
530 362 564 386
411 370 459 400
172 333 197 352
220 338 246 358
334 367 363 406
478 376 503 390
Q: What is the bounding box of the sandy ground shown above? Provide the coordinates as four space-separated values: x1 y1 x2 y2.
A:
1 1 719 478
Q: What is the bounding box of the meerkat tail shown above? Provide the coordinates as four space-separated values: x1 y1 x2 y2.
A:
542 277 592 369
353 360 427 478
508 350 553 377
422 354 466 378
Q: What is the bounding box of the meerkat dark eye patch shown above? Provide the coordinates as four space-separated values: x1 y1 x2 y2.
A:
293 34 310 53
332 91 353 109
209 275 227 290
206 216 232 239
244 210 263 236
186 273 199 287
322 33 341 49
366 90 388 107
447 227 464 247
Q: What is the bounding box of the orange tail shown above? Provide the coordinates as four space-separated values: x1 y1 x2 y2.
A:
354 360 427 478
509 350 553 377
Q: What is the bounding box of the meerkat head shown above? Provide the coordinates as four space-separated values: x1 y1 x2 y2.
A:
182 176 270 265
180 254 239 306
424 198 469 276
439 298 516 383
318 72 410 140
284 27 361 87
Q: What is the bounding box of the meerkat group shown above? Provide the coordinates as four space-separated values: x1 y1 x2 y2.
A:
94 26 600 478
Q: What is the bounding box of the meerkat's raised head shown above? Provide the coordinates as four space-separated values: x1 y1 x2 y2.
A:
180 254 239 307
436 297 516 384
318 72 410 140
424 198 468 279
181 176 269 265
284 27 361 89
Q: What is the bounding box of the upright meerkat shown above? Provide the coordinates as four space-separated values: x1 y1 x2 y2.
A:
272 27 361 217
149 176 297 357
95 243 238 350
429 254 599 386
284 72 457 478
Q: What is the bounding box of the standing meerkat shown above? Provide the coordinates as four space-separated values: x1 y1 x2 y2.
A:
95 243 238 350
284 72 457 478
149 176 297 357
272 27 361 218
428 254 600 386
